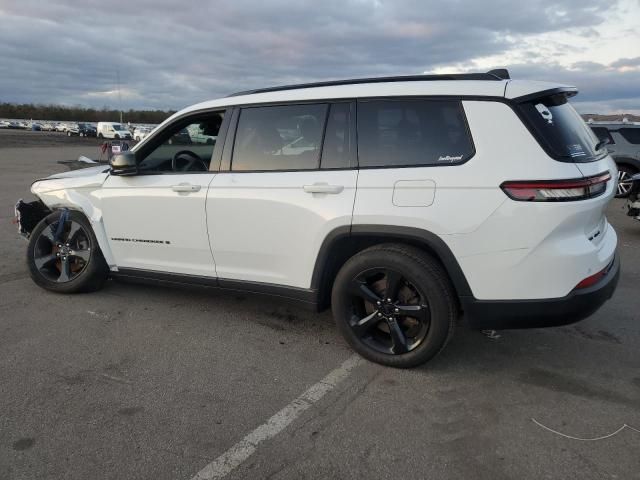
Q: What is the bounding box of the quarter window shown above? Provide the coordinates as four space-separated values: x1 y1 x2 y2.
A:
232 104 328 171
619 128 640 144
357 100 474 168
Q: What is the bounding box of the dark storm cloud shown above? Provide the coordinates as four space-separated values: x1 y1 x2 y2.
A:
0 0 634 112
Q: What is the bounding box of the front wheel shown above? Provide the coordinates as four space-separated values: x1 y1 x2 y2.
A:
332 244 457 368
616 165 637 198
27 210 109 293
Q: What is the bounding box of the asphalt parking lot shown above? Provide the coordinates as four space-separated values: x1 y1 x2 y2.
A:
1 130 639 480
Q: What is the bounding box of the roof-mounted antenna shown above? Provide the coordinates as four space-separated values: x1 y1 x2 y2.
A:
487 69 510 80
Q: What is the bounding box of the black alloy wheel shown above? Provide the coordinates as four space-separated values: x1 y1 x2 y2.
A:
332 244 457 368
348 268 430 355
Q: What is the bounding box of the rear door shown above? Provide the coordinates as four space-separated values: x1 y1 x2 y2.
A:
206 102 357 289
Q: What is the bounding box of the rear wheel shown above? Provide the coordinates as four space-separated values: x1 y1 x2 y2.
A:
332 244 457 368
98 133 103 139
616 164 637 198
27 210 109 293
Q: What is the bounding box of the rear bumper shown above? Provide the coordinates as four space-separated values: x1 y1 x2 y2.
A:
461 253 620 330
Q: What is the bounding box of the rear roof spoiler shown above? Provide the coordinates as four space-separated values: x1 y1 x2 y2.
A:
513 86 578 103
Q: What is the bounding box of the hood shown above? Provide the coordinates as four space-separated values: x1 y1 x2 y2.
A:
31 165 110 194
47 165 110 179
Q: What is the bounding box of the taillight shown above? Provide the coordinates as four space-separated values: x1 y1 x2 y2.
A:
500 172 611 202
575 260 613 289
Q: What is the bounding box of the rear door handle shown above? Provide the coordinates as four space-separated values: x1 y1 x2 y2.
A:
303 183 344 194
172 183 201 193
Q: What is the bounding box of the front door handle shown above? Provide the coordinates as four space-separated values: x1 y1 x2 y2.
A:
303 183 344 194
172 183 201 193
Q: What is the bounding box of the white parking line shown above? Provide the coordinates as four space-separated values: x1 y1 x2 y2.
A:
191 354 363 480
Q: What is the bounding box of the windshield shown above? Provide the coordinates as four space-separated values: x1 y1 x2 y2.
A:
518 94 604 162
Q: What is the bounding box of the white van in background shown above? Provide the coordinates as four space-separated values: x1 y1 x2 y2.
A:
96 122 132 140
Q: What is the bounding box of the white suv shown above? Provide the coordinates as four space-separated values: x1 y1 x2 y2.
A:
16 70 620 368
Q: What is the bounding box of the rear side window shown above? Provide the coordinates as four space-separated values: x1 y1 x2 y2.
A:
232 104 328 171
357 100 474 168
320 103 354 169
619 128 640 144
518 94 603 162
590 127 615 145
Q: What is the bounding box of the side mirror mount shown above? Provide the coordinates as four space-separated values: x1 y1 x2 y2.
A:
109 151 137 175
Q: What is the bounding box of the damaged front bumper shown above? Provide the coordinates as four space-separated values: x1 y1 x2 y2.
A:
14 199 51 239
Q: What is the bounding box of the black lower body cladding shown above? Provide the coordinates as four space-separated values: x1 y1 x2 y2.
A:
461 254 620 330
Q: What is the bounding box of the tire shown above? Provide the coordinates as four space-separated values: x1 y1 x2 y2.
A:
27 210 109 294
67 131 71 137
98 133 103 139
115 134 120 139
135 136 140 141
331 244 457 368
79 132 84 137
616 164 637 198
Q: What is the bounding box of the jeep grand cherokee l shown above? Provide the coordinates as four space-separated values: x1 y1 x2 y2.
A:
15 70 619 368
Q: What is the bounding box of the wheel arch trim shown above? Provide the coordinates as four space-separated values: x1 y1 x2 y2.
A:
310 224 473 301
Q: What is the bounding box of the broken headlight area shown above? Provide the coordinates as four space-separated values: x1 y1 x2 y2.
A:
14 199 51 238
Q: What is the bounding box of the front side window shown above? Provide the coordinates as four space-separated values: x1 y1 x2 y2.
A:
619 128 640 144
232 104 328 171
357 100 474 168
518 94 605 162
137 112 224 172
590 127 615 145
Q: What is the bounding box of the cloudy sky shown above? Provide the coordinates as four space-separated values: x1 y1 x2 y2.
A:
1 0 639 113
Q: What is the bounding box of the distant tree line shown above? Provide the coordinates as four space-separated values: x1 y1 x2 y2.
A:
0 102 176 124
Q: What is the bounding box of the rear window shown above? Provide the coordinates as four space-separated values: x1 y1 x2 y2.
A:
357 99 474 168
518 94 604 162
619 128 640 144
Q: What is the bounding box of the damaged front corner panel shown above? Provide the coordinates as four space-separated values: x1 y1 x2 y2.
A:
14 199 51 238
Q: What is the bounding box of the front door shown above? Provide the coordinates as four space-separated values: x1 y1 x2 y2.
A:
100 111 226 276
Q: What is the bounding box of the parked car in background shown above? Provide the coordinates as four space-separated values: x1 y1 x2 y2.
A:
67 122 97 137
589 123 640 197
96 122 132 140
55 123 68 132
31 123 43 131
626 173 640 223
0 120 10 128
133 126 152 141
40 123 54 131
17 70 619 368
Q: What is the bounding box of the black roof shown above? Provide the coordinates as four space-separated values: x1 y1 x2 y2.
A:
228 69 510 97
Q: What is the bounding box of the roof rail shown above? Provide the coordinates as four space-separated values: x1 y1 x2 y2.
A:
228 69 510 97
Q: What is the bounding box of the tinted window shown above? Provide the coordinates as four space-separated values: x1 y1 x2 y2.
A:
357 100 474 167
619 128 640 144
321 103 353 169
232 104 328 171
518 94 604 162
590 127 615 145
